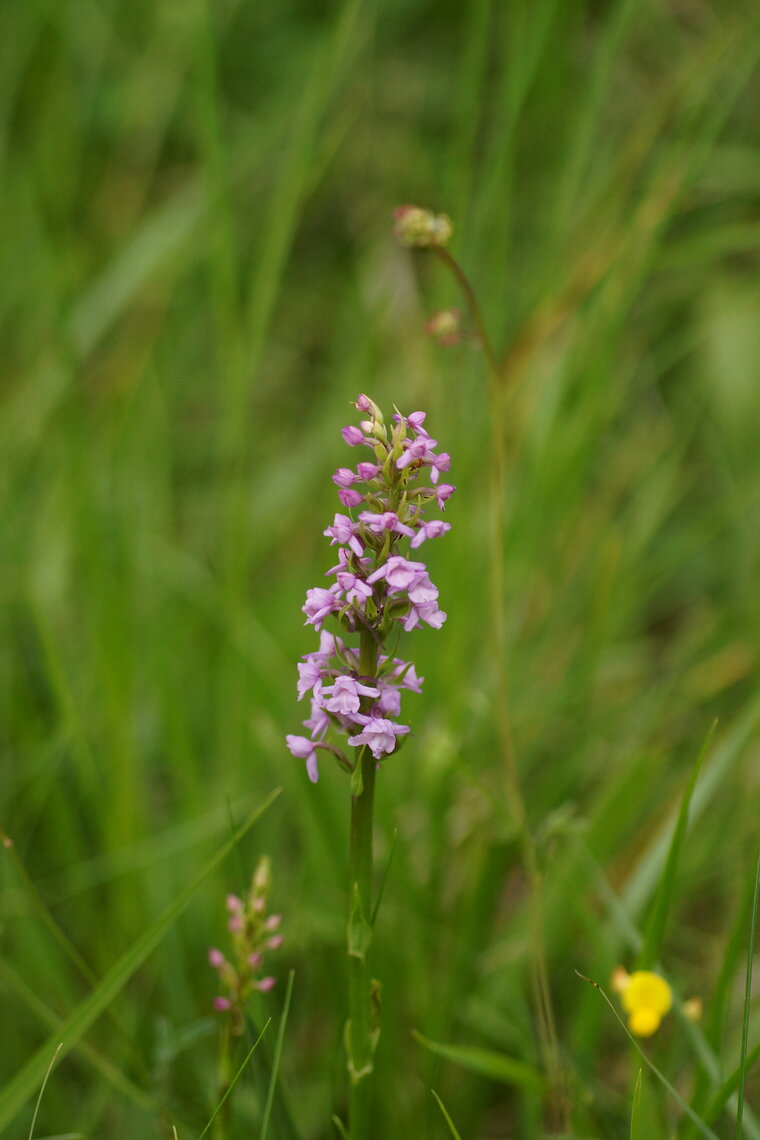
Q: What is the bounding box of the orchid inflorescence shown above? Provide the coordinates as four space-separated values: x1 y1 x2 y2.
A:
286 394 454 784
209 856 282 1033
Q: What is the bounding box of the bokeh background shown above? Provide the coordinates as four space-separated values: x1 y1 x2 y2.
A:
2 0 760 1137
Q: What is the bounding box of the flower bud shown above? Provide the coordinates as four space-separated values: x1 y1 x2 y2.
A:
393 205 453 248
426 308 461 346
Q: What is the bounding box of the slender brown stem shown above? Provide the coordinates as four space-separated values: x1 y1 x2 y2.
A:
431 246 500 380
427 245 568 1131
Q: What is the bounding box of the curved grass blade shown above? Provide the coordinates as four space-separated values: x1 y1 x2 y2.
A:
698 1040 760 1134
0 959 153 1111
576 972 720 1140
0 825 147 1078
197 1020 270 1140
623 703 759 921
0 788 281 1132
638 722 716 969
431 1089 464 1140
412 1030 543 1090
27 1043 62 1140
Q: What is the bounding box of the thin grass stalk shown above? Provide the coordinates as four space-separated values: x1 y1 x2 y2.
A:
735 851 760 1140
431 244 567 1130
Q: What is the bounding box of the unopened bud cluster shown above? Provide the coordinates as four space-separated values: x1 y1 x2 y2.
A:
286 395 454 783
426 308 461 346
393 205 453 248
209 856 282 1032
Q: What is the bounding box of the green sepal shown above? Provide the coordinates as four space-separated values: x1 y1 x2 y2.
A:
350 759 364 797
343 1017 380 1084
347 883 373 961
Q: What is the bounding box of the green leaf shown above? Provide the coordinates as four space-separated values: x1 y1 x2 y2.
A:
638 721 716 969
630 1069 643 1140
412 1030 543 1090
0 788 281 1132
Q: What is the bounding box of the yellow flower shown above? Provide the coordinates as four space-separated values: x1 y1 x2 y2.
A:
618 970 673 1037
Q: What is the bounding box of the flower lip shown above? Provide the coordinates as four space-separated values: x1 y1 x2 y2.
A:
348 715 411 760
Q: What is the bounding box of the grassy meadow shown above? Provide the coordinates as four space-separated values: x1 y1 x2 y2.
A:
2 0 760 1137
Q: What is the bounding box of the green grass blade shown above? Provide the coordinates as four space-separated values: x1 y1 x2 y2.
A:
412 1029 543 1090
0 960 154 1112
638 721 716 969
0 823 148 1080
33 1134 83 1140
197 1020 270 1140
222 0 361 474
0 825 98 988
698 1040 760 1134
552 0 640 234
0 788 281 1132
735 852 760 1140
630 1068 643 1140
431 1089 464 1140
707 862 760 1048
260 970 295 1140
331 1116 350 1140
576 972 720 1140
28 1043 62 1140
445 0 492 224
32 1135 83 1140
623 703 760 920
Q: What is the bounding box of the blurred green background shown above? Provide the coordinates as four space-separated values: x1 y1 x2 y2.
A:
2 0 760 1137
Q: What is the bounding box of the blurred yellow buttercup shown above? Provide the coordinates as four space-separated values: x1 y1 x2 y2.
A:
614 969 673 1037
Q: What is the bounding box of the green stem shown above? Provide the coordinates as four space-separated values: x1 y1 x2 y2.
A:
213 1022 233 1140
347 628 379 1140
